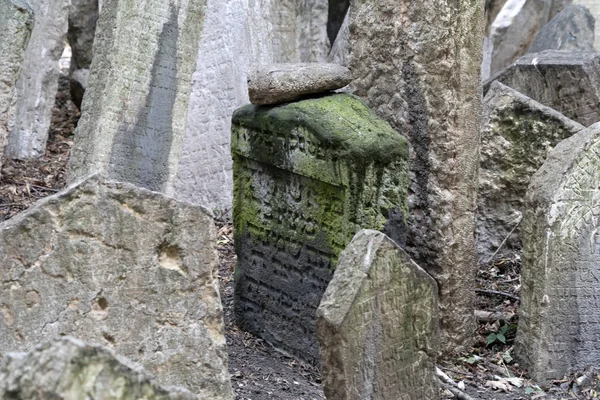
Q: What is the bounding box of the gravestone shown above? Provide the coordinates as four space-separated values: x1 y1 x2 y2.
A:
515 122 600 383
67 0 206 194
478 82 584 261
485 51 600 127
232 93 409 364
4 0 69 160
528 5 595 54
0 174 233 398
0 0 33 171
573 0 600 48
317 229 439 400
349 0 483 352
0 337 197 399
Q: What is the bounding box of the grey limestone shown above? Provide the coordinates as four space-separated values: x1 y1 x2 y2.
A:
528 5 595 54
0 174 233 398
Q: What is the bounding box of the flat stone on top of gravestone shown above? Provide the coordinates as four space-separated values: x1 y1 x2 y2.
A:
317 229 439 400
484 50 600 127
231 93 409 364
515 122 600 383
477 81 584 262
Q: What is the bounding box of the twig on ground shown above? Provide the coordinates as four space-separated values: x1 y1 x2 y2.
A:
439 382 478 400
475 289 520 302
483 215 523 264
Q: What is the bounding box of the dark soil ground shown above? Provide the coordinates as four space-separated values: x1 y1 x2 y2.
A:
2 73 599 400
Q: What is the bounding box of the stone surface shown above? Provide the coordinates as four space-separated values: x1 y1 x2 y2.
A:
0 337 196 399
573 0 600 48
489 0 551 76
477 82 584 262
0 0 33 170
515 122 600 383
0 174 233 398
68 0 99 72
4 0 69 159
232 94 409 364
349 0 484 352
317 229 439 400
327 11 349 67
528 5 595 53
67 0 206 194
484 50 600 127
248 63 353 105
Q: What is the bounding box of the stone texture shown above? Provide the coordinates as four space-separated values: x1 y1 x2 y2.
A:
0 0 33 171
477 82 584 262
528 5 595 53
67 0 206 194
0 174 233 398
232 94 409 364
68 0 99 72
248 63 353 105
484 50 600 127
489 0 551 76
515 122 600 383
4 0 69 159
573 0 600 49
327 11 349 67
0 337 196 399
317 229 439 400
348 0 484 353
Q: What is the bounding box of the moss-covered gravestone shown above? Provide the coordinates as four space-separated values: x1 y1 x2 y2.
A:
231 94 409 363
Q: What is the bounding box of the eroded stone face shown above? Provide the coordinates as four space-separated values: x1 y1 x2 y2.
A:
477 82 583 261
0 175 233 399
317 229 439 400
67 0 206 194
515 122 600 383
0 337 197 399
231 94 409 364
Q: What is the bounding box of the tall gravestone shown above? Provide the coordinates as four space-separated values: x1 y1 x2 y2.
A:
349 0 484 352
67 0 206 194
515 122 600 383
0 174 233 398
0 0 33 171
485 51 600 127
4 0 69 160
232 94 409 364
317 230 439 400
478 82 584 261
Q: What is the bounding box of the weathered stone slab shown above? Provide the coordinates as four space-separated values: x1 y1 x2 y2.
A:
67 0 206 194
248 63 353 105
317 229 439 400
485 50 600 127
478 82 584 261
0 337 196 399
528 5 595 54
4 0 69 159
0 0 33 171
348 0 483 352
0 174 233 398
515 122 600 383
573 0 600 49
232 94 409 363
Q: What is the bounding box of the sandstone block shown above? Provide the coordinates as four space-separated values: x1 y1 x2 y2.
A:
528 5 595 54
0 174 233 398
485 50 600 127
232 94 409 363
67 0 206 194
477 82 584 261
317 229 439 400
0 337 196 399
247 63 353 105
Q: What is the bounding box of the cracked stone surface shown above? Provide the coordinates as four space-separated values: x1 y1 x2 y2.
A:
0 336 196 399
0 174 233 399
317 229 439 400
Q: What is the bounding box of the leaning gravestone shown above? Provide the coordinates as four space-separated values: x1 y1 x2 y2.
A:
4 0 69 160
0 337 197 399
0 0 33 170
485 51 600 127
67 0 205 194
317 229 439 400
477 82 584 262
232 93 409 364
0 175 233 399
515 122 600 383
